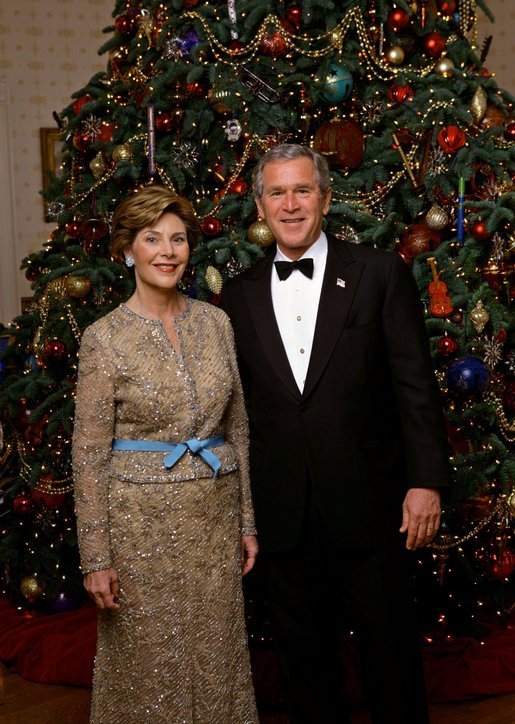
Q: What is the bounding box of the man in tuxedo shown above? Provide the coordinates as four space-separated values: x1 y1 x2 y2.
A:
222 144 449 723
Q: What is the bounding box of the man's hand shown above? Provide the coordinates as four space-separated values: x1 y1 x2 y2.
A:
84 567 120 610
241 535 258 575
400 488 441 550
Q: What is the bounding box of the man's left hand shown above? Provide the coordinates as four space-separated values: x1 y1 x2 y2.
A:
400 488 441 550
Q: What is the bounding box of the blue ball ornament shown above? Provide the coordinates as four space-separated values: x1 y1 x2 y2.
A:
447 355 489 396
320 64 353 104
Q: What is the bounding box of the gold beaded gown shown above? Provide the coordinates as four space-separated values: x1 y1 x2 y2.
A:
73 299 258 724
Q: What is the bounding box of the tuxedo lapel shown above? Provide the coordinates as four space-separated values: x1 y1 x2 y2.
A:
242 253 301 400
303 238 364 399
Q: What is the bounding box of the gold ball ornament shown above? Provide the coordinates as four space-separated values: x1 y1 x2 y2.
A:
248 219 275 247
425 204 449 231
205 266 223 295
468 299 489 334
434 56 455 78
384 46 405 66
64 275 92 298
89 152 106 180
207 87 231 115
112 144 133 164
470 86 488 124
20 574 44 601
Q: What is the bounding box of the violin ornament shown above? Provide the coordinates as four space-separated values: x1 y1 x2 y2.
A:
426 257 453 317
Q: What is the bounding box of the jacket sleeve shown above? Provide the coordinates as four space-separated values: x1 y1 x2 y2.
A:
382 253 450 489
220 312 257 535
72 325 116 573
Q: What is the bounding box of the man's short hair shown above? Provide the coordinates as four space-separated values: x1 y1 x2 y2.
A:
252 144 331 199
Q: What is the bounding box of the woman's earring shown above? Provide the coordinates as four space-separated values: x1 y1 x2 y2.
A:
125 255 134 268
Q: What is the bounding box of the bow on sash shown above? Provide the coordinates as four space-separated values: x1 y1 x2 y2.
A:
112 436 224 479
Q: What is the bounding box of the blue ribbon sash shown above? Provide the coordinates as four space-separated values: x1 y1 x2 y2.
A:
112 436 224 479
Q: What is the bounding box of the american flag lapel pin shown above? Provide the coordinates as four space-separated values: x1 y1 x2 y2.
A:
336 278 346 288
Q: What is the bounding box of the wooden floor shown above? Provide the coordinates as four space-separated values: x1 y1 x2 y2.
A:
1 663 515 723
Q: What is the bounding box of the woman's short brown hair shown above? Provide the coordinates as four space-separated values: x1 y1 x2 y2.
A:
110 185 200 263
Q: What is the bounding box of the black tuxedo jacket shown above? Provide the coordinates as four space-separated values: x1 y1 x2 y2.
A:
222 236 450 552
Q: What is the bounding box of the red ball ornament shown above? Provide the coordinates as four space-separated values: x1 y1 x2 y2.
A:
42 339 67 366
259 19 293 58
450 309 463 325
80 218 109 241
72 95 93 116
490 549 515 580
201 216 223 237
313 120 365 169
183 0 200 8
387 82 414 105
95 121 117 144
13 493 33 515
504 122 515 142
25 265 40 282
229 39 245 52
65 220 81 238
438 0 456 15
32 488 67 509
155 112 174 132
437 335 458 356
229 178 249 195
437 125 466 154
114 14 134 35
400 223 441 257
72 132 91 152
423 32 446 58
184 81 205 99
469 220 491 241
387 8 410 32
285 5 303 30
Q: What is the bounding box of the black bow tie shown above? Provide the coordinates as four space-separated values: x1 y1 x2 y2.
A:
274 258 314 281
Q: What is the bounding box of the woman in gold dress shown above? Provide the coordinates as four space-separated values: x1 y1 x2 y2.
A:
72 185 259 723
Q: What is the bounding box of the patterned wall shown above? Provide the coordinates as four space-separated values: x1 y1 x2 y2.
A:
0 0 513 317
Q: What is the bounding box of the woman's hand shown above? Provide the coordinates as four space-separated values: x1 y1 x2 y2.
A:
84 567 120 610
241 535 258 576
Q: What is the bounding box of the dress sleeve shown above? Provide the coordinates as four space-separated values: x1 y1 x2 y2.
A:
220 314 257 536
72 325 116 573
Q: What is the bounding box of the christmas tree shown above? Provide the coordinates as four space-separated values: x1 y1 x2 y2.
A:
0 0 513 635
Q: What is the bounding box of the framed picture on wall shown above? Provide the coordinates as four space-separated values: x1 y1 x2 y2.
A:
40 127 64 221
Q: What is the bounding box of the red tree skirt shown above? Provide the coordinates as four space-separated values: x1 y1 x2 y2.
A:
1 598 515 703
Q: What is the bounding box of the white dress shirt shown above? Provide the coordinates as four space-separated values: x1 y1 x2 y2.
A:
271 233 328 393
